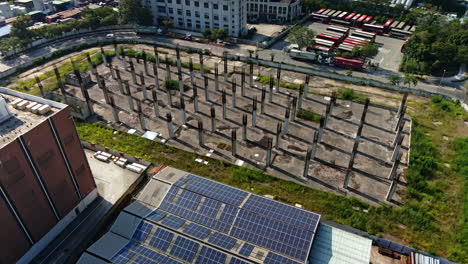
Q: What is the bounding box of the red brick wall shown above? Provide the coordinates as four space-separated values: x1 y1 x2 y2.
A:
0 141 57 241
0 195 31 264
22 121 80 218
51 108 96 197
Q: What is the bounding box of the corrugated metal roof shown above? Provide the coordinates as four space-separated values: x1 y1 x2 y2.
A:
123 200 155 218
309 224 371 264
76 253 109 264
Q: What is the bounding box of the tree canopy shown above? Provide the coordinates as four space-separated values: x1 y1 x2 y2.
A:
119 0 153 26
287 26 316 50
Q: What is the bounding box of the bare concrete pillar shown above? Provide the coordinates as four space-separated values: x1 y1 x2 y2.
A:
143 56 149 76
391 135 404 161
242 114 247 141
323 93 336 127
109 62 116 79
100 46 107 65
140 72 148 101
222 90 227 120
395 106 406 131
241 67 246 97
136 56 140 64
100 78 111 104
290 96 297 122
393 119 405 146
176 45 181 73
193 120 203 147
297 86 304 110
53 66 68 104
35 77 45 97
276 65 281 92
178 72 184 94
317 117 325 143
152 89 159 118
204 76 210 102
167 112 175 138
344 134 360 189
121 49 127 69
166 84 173 107
165 56 171 80
361 98 370 123
249 62 254 87
153 63 160 90
396 93 408 119
303 75 310 98
153 46 160 68
124 81 134 111
189 58 194 87
310 132 319 160
231 79 237 107
129 60 137 84
388 152 402 180
180 96 187 124
268 77 274 103
265 137 273 167
210 106 216 132
282 107 290 135
199 51 205 77
115 68 124 94
275 122 282 149
386 153 402 202
231 129 237 157
193 86 199 112
113 41 119 57
252 96 258 127
74 70 93 115
261 86 266 114
136 100 146 131
303 147 312 178
223 51 228 81
214 63 220 91
109 95 119 123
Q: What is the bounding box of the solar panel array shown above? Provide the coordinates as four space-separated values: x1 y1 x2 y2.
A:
109 174 320 264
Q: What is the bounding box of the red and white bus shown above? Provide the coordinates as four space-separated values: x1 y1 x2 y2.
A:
316 8 326 14
390 28 412 39
327 26 350 35
338 12 348 19
314 45 333 54
332 11 343 18
311 13 330 23
357 15 367 23
345 13 356 20
344 38 367 45
316 34 341 44
314 38 335 48
351 30 376 42
384 19 394 28
363 16 373 23
338 44 355 52
330 19 351 27
351 14 361 20
324 31 346 41
323 9 334 15
333 57 364 70
362 24 384 34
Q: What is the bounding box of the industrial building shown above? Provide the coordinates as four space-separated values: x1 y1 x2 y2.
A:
246 0 301 23
0 88 97 264
143 0 248 37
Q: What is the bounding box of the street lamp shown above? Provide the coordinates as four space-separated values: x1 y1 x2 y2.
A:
439 69 446 86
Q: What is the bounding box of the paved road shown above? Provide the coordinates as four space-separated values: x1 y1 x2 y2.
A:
1 30 466 102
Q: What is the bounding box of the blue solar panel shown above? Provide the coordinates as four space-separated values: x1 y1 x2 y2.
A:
169 237 199 262
133 221 153 242
195 246 227 264
264 252 302 264
130 242 182 264
230 210 312 260
149 228 174 252
160 215 186 229
198 198 222 218
208 232 237 250
147 210 167 222
183 223 212 239
239 243 254 257
110 243 135 264
242 195 320 231
175 190 202 210
173 177 189 187
229 258 251 264
184 175 248 206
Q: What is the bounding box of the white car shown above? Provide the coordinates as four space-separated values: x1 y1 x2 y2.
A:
106 33 115 38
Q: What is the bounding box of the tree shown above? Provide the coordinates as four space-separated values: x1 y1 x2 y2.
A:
403 73 418 89
287 26 315 50
388 74 401 85
10 14 34 47
212 28 227 40
360 43 379 59
119 0 153 25
201 28 212 39
162 20 174 31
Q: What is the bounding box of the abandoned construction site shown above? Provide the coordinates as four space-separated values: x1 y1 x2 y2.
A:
34 44 412 205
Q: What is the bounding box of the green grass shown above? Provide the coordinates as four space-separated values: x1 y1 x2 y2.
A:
337 88 368 102
256 74 302 91
296 109 322 122
164 79 190 91
75 97 467 262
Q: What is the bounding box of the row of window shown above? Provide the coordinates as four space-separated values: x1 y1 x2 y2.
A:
156 6 241 21
155 0 232 10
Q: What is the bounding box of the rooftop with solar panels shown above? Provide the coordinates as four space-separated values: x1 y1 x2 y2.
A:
77 166 373 264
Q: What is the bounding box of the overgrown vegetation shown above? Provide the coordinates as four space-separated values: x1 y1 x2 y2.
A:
75 94 467 262
256 74 302 90
296 109 322 122
164 79 190 91
337 88 368 102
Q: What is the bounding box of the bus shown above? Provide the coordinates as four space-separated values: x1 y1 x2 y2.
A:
327 26 349 35
323 9 334 15
311 13 330 23
317 34 340 43
332 11 343 18
338 12 348 19
362 24 384 34
324 31 345 40
384 19 394 28
314 45 333 54
344 38 367 45
330 19 351 27
351 30 376 42
348 35 370 42
338 44 355 52
314 38 335 48
357 15 367 23
345 13 356 20
363 16 373 23
316 8 326 14
409 25 416 32
351 14 361 20
390 28 412 39
396 21 405 30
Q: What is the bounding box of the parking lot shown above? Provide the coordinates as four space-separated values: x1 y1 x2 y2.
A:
248 23 286 42
305 22 405 72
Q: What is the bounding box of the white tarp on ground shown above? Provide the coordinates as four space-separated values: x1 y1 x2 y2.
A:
309 224 372 264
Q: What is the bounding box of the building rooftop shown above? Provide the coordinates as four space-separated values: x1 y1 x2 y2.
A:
0 87 66 148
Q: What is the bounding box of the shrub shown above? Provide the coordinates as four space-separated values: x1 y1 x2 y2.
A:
297 109 322 122
164 79 189 91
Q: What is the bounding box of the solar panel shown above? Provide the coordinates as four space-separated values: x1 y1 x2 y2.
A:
175 190 202 210
130 242 183 264
208 232 237 250
149 228 174 252
239 243 254 257
173 177 189 187
160 215 186 229
110 244 135 264
229 258 251 264
146 210 167 222
264 252 302 264
185 175 248 206
169 237 200 262
242 195 320 231
183 223 212 239
195 246 227 264
133 221 153 242
198 198 222 218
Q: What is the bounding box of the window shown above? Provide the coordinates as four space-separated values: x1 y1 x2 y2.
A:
194 1 199 6
177 9 182 15
195 11 200 16
158 6 166 12
214 15 219 20
187 22 192 27
176 0 180 3
196 24 200 28
204 2 208 8
186 10 191 16
167 0 172 3
213 4 218 9
169 7 174 13
185 0 189 5
204 13 209 19
223 5 228 10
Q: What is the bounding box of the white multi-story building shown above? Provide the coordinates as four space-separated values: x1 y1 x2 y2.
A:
144 0 248 37
247 0 301 23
